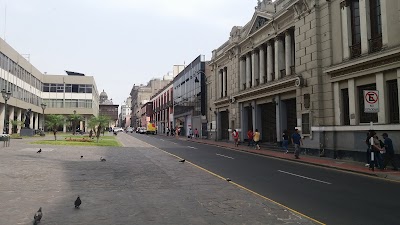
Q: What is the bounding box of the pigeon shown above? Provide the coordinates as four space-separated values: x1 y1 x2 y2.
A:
179 159 185 163
100 157 106 162
226 178 231 182
33 207 42 225
80 156 83 159
74 196 82 208
37 149 42 153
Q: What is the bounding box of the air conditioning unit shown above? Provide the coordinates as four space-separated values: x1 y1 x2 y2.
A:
295 77 304 87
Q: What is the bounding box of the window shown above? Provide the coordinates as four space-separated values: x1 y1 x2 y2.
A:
342 89 350 125
43 83 50 92
358 84 378 123
350 0 361 58
302 113 310 135
387 80 399 123
369 0 382 53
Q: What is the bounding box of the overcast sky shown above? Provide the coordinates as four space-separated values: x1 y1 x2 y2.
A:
0 0 260 105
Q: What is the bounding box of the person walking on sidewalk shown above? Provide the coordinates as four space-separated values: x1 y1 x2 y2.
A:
253 129 260 150
194 128 199 138
232 129 239 147
166 127 170 136
282 129 289 153
292 129 302 159
381 133 398 171
247 129 254 147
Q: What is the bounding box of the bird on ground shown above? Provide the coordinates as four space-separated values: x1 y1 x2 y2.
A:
33 207 42 225
179 159 185 163
37 149 42 153
226 178 231 182
80 156 83 159
100 157 106 162
74 196 82 208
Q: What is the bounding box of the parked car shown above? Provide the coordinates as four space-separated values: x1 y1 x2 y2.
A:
126 127 134 133
113 127 124 132
139 127 147 134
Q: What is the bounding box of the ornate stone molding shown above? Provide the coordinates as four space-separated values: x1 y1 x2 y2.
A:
328 53 400 78
214 97 231 106
340 0 350 9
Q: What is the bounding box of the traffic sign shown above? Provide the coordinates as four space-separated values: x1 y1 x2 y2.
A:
364 90 379 113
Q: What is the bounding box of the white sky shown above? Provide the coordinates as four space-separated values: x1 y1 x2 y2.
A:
0 0 262 105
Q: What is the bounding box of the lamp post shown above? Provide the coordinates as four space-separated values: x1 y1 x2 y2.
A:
2 89 12 134
41 103 46 132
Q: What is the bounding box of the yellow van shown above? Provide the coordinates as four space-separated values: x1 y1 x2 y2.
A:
146 123 157 135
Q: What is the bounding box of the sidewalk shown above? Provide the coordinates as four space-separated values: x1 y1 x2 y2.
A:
162 134 400 182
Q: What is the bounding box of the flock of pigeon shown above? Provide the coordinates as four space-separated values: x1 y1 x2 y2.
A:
33 196 81 224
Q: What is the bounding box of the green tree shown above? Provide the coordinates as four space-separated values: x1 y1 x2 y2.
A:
88 116 110 142
45 115 65 140
67 113 83 135
10 120 23 134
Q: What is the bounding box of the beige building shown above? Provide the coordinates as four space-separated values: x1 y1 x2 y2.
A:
209 0 400 159
0 37 99 134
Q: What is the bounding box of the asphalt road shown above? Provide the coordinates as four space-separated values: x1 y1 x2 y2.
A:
129 132 400 225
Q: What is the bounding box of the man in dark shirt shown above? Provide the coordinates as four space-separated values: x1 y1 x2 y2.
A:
382 133 398 171
291 129 303 159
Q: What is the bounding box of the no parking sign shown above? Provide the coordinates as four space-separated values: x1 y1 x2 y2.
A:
364 90 379 113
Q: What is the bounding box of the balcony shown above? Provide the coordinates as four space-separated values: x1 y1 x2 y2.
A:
349 43 361 59
369 35 383 53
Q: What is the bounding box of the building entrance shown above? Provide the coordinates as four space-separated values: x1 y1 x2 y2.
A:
284 98 297 139
261 103 276 142
220 111 229 140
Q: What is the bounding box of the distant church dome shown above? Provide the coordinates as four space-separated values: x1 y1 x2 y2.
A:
100 90 108 98
99 90 110 104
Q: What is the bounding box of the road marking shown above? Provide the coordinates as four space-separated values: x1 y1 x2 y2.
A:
187 146 197 149
216 153 234 159
160 139 165 141
171 142 177 144
278 170 332 185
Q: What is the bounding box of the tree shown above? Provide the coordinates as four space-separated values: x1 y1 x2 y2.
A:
67 113 83 135
88 116 110 142
10 120 23 134
45 115 65 140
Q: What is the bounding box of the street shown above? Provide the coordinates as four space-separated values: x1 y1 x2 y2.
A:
130 132 400 225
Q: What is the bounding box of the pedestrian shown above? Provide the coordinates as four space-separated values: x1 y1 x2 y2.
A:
381 133 398 171
291 129 302 159
247 129 254 147
369 130 383 170
253 129 260 150
89 130 93 139
232 129 239 147
282 129 289 153
188 128 193 139
194 128 199 138
166 127 170 136
365 131 372 167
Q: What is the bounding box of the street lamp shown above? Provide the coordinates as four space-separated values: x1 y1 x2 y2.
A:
41 103 46 132
2 89 12 134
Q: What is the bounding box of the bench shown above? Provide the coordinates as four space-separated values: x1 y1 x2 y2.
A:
0 135 10 147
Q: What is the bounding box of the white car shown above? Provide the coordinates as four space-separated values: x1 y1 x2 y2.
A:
113 127 124 132
126 127 134 133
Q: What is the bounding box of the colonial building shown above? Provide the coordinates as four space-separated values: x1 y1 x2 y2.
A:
140 101 153 127
173 55 207 137
119 96 131 128
99 90 118 128
209 0 400 159
151 82 173 134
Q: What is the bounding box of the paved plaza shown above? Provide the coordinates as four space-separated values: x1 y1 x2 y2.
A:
0 134 318 225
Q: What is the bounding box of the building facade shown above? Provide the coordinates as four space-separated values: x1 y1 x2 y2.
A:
0 37 99 134
119 96 131 128
140 101 153 127
209 0 400 159
99 90 119 128
151 83 173 134
173 55 207 137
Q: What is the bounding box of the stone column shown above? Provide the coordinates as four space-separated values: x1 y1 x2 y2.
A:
267 42 273 82
8 107 14 134
35 113 39 130
80 121 83 131
376 72 386 124
259 46 265 84
348 79 358 125
17 109 22 134
219 70 223 98
251 51 257 87
63 118 67 133
381 0 388 46
359 0 371 55
240 102 245 141
285 30 292 76
397 69 400 120
341 4 351 60
222 68 227 97
29 112 34 129
246 53 251 88
333 82 342 125
275 95 282 142
251 100 256 132
274 37 284 80
0 105 4 133
239 58 246 91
